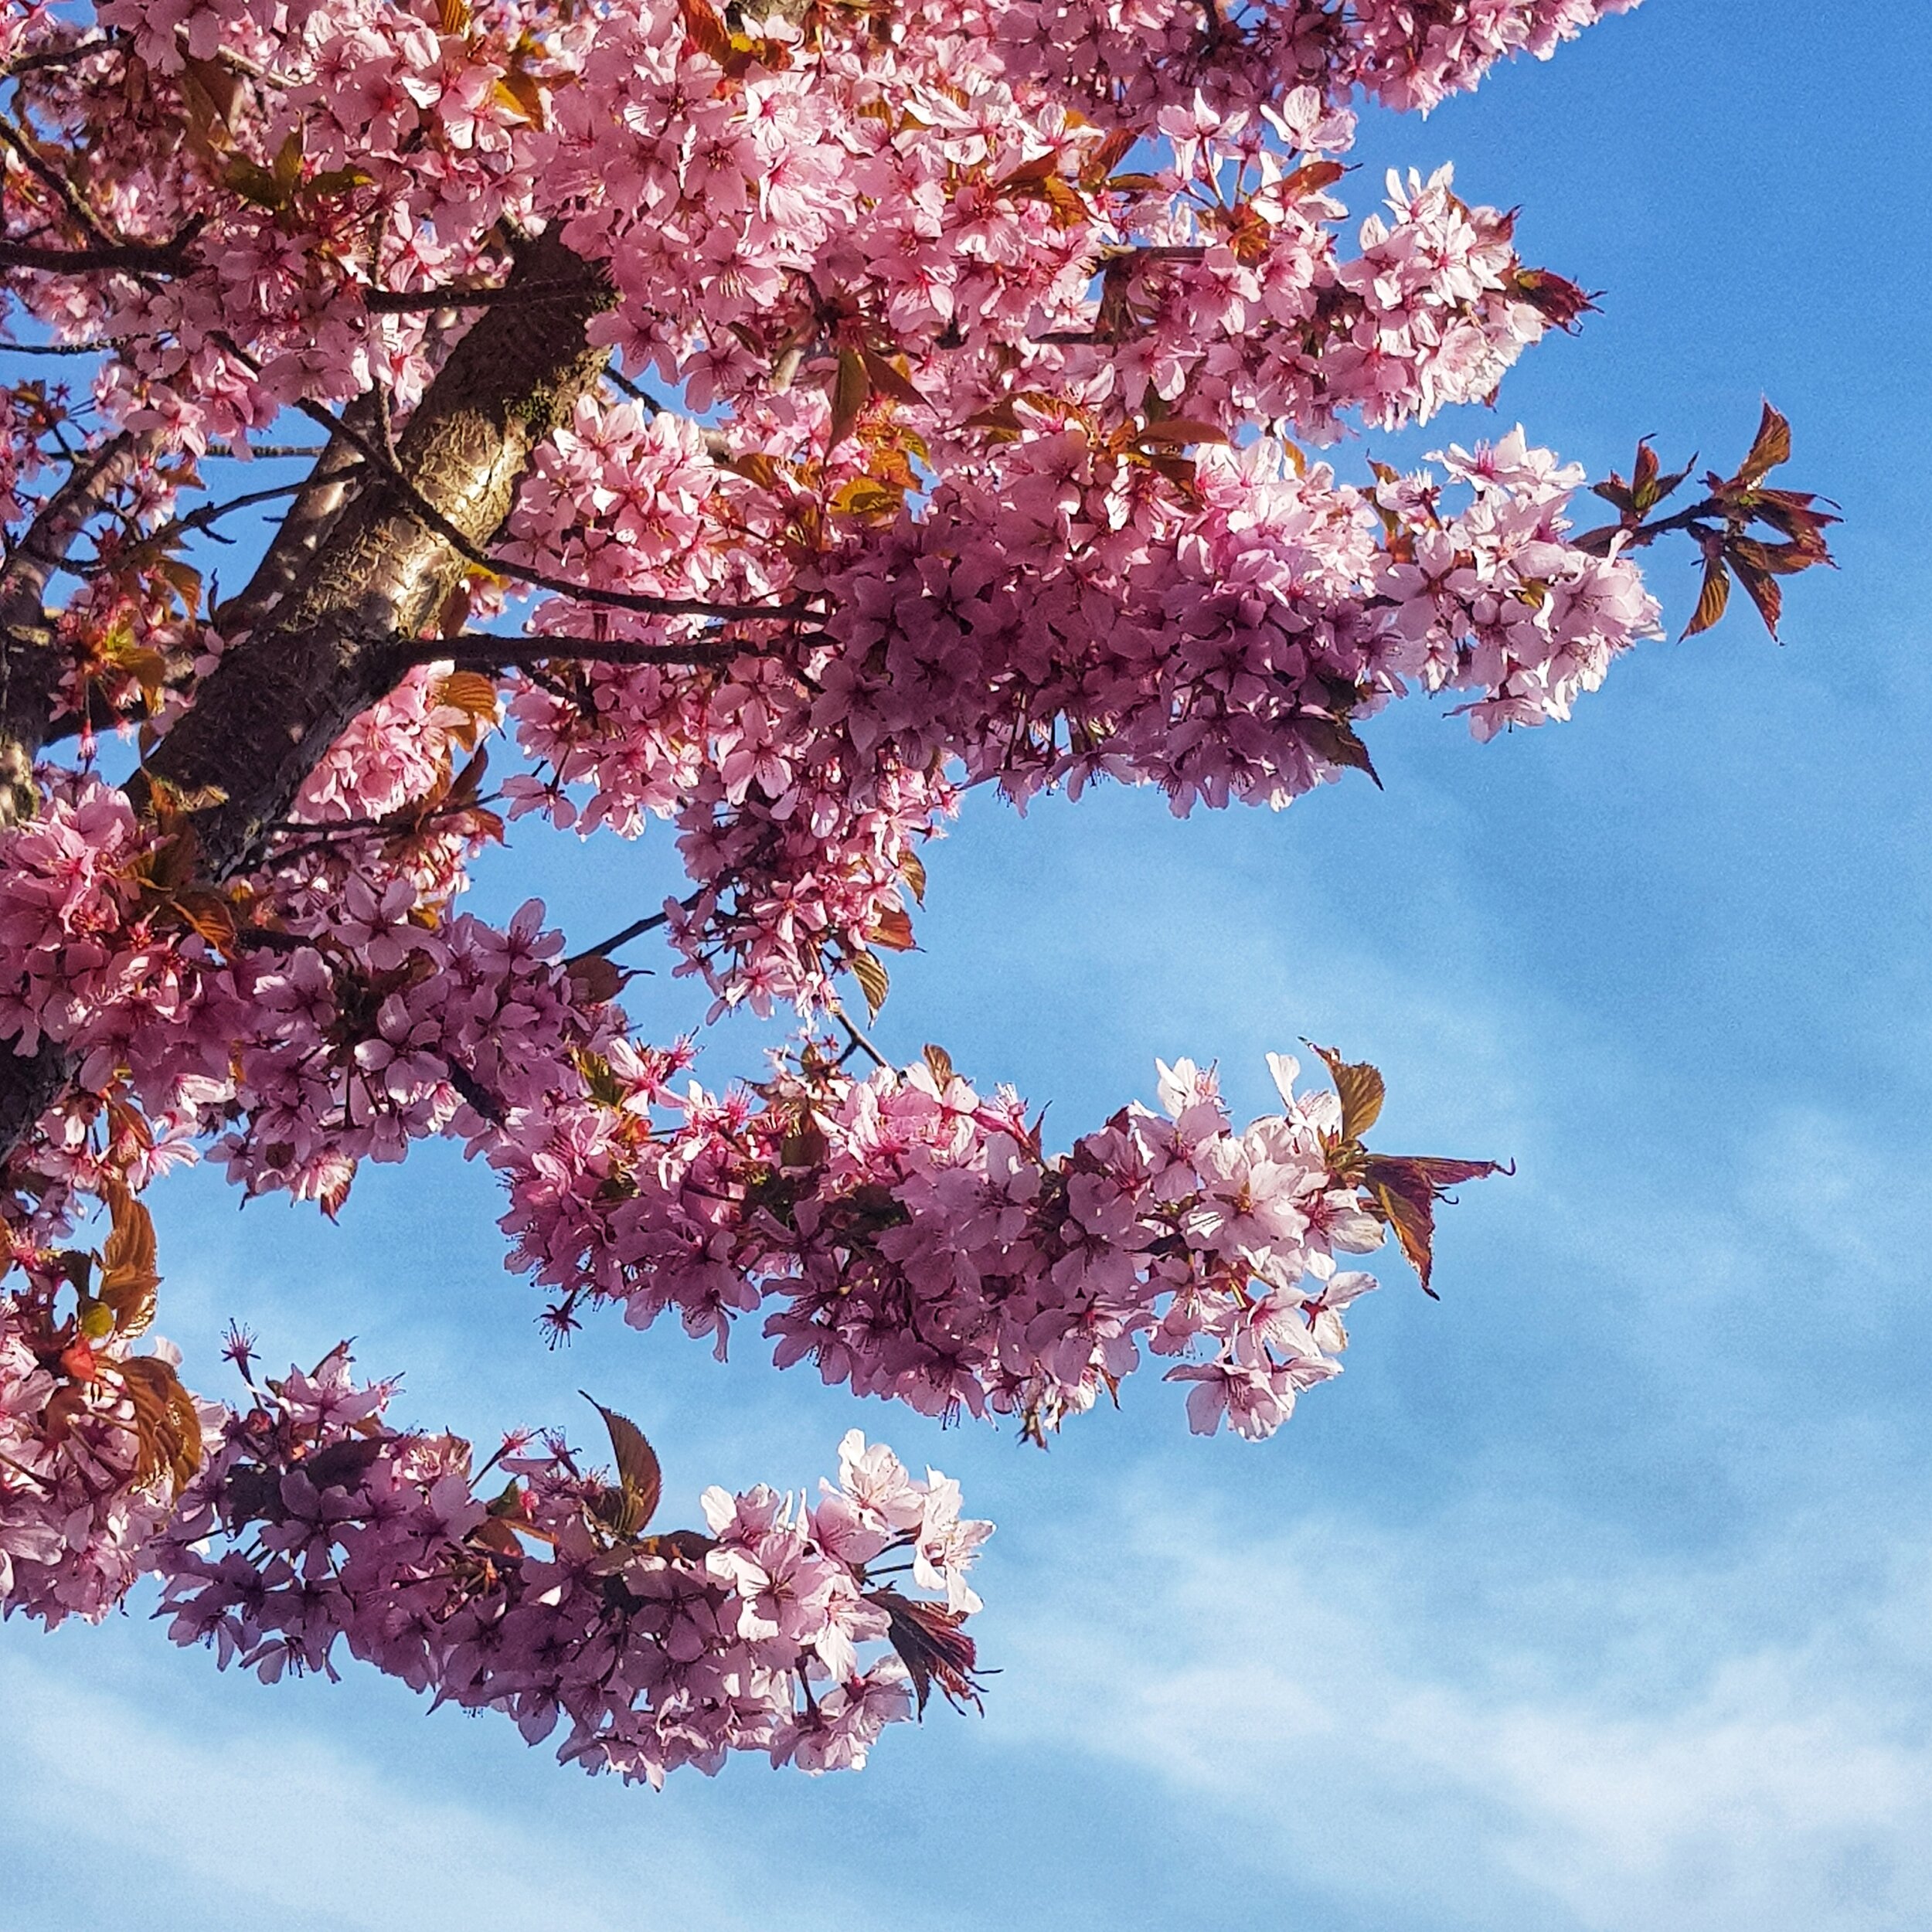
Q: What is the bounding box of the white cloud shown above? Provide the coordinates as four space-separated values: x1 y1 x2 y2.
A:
998 1501 1932 1932
0 1641 804 1932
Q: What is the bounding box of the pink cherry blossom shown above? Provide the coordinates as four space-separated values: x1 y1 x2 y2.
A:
0 0 1835 1782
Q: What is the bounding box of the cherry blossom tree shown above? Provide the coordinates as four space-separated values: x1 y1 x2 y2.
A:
0 0 1834 1784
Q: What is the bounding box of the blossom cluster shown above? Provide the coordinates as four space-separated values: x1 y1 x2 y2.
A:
0 0 1682 1777
156 1345 989 1782
501 1046 1391 1441
0 1290 209 1628
504 419 1658 1009
0 0 1662 1029
0 760 614 1234
1 0 1622 457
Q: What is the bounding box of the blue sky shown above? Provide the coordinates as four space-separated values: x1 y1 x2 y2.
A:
5 4 1932 1927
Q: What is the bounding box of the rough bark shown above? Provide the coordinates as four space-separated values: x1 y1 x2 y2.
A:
0 228 616 1162
140 229 614 875
209 393 381 641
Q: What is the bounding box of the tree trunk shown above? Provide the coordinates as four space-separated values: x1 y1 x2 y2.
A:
0 229 615 1162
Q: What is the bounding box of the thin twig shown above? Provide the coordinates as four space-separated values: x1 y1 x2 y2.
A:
0 33 126 85
93 463 366 563
604 362 663 413
201 444 331 461
829 1000 891 1071
0 337 120 355
397 631 753 672
0 215 203 279
282 386 805 624
0 114 119 250
567 893 702 963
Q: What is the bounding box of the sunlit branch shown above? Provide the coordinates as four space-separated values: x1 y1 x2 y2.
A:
397 631 755 672
279 386 809 624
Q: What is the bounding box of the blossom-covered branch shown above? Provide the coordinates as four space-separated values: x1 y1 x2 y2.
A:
0 0 1834 1784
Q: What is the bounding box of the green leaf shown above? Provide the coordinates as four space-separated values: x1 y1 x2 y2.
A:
271 130 304 196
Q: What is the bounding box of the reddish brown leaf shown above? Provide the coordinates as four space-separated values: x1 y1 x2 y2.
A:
1729 556 1782 638
1297 713 1382 789
1358 1153 1507 1298
177 56 245 152
860 350 930 411
119 1354 202 1494
1134 419 1229 448
304 1436 387 1492
828 348 869 449
1632 437 1659 503
866 905 917 952
849 947 889 1020
1682 555 1731 638
780 1114 829 1168
442 744 491 812
637 1528 717 1563
960 399 1026 436
583 1394 662 1538
1305 1043 1386 1143
719 449 784 490
173 887 237 952
922 1043 955 1087
41 1383 90 1448
60 1336 100 1385
565 953 624 1005
97 1182 160 1337
677 0 733 63
1738 400 1792 487
434 669 499 733
1509 266 1595 332
1080 126 1138 187
993 151 1061 194
1281 159 1348 199
871 1586 987 1715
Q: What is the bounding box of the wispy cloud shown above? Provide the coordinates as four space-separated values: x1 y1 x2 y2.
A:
0 1641 804 1932
998 1493 1932 1932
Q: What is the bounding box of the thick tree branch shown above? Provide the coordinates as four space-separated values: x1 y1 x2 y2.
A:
0 34 124 86
0 233 619 1164
138 230 617 876
211 396 381 638
362 279 600 314
0 219 204 277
